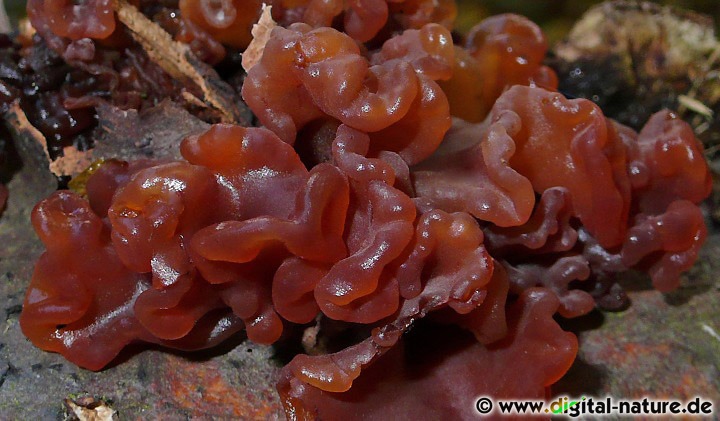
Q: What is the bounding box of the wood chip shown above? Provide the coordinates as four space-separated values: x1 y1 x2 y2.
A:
64 396 116 421
49 145 95 178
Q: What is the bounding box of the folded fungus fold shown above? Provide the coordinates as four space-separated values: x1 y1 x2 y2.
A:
14 0 712 418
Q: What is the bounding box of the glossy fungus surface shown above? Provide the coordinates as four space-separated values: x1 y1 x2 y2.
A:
18 2 713 418
242 22 453 165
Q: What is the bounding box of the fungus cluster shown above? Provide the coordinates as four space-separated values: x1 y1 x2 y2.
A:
15 1 711 418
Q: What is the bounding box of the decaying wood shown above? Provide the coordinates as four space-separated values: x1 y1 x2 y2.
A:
92 100 210 162
113 0 251 125
4 101 92 178
552 0 720 144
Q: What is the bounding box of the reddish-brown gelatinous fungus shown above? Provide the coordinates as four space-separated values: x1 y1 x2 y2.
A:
278 288 577 419
178 0 263 49
439 14 558 123
17 1 714 418
241 22 453 164
269 0 456 43
33 0 116 41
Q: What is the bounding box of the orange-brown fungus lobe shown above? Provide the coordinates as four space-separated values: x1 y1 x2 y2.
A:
268 0 386 43
628 111 712 214
20 122 494 366
242 22 452 165
496 86 629 248
19 1 714 417
31 0 116 41
278 289 577 418
178 0 263 49
412 113 536 227
20 125 339 363
440 14 558 122
413 83 710 319
270 0 456 43
389 0 457 31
